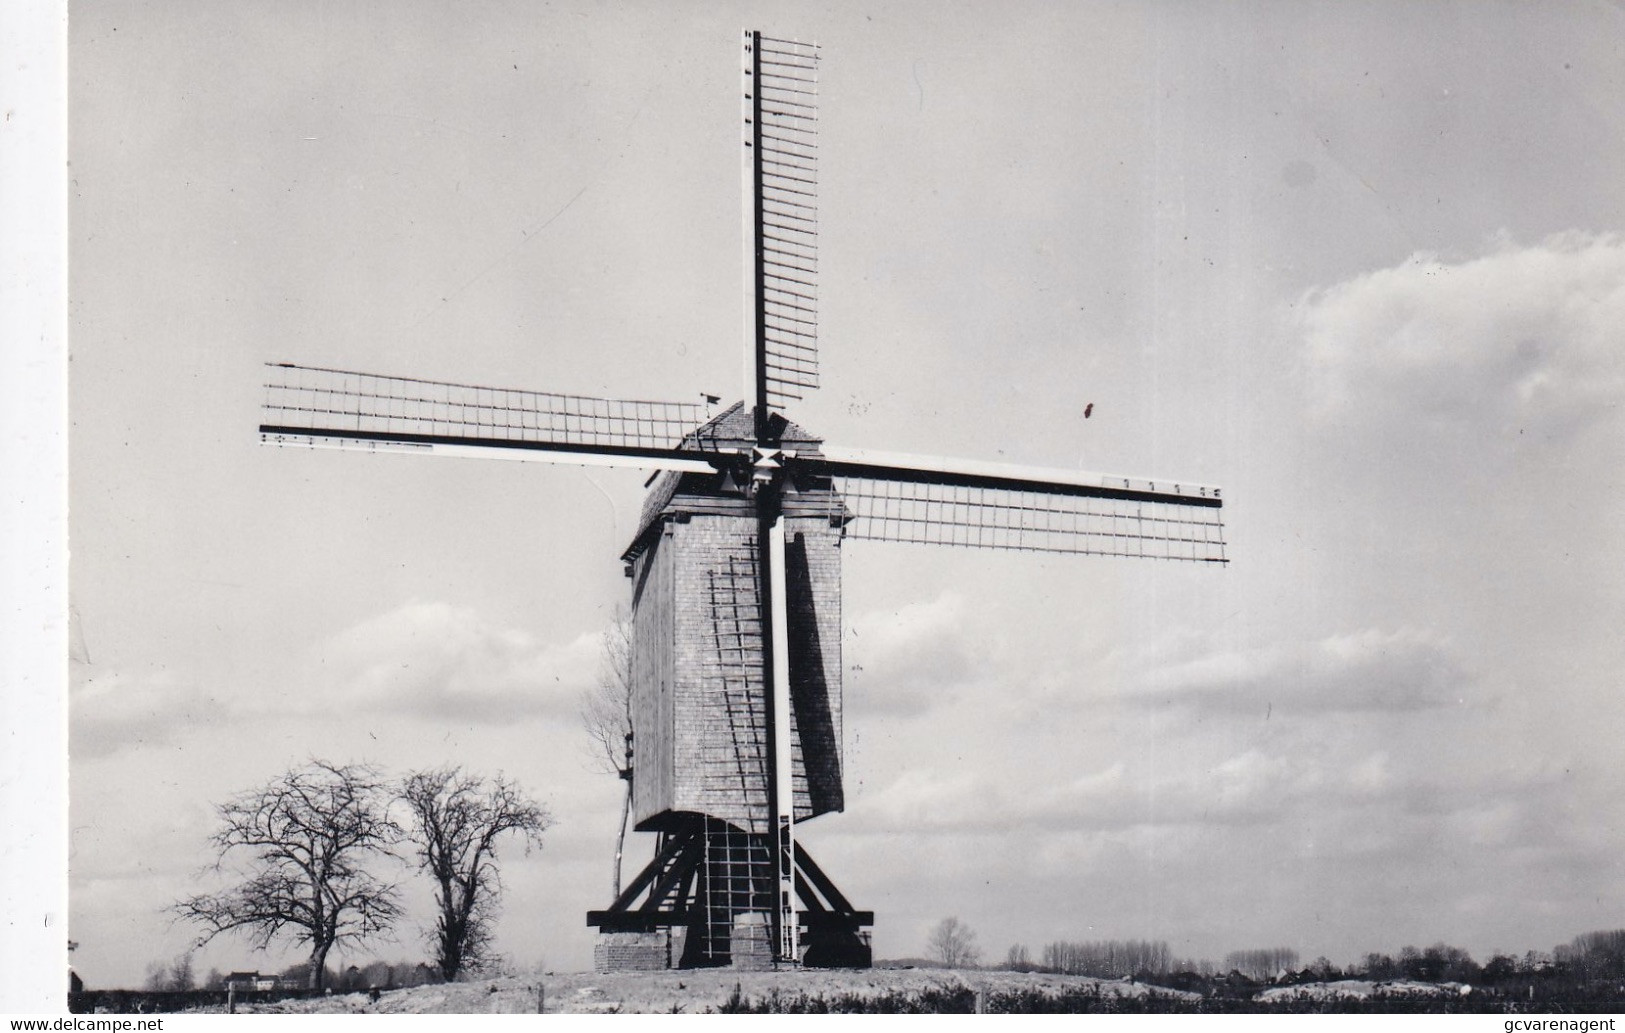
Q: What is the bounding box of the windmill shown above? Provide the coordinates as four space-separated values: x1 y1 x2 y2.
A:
259 30 1228 971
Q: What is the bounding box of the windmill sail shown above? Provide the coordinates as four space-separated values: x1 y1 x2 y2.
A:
739 33 825 963
812 447 1228 563
743 31 820 417
260 363 721 473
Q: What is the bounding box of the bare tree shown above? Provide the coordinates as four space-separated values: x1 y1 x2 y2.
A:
176 760 402 991
580 608 634 896
143 952 195 992
928 916 982 969
169 951 196 991
398 766 552 981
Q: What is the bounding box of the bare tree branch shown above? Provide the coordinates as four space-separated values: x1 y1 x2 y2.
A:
579 608 635 897
581 608 634 778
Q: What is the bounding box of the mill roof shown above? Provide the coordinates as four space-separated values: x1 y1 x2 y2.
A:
623 402 847 560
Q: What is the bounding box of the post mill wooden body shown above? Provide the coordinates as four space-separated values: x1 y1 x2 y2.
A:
259 30 1228 971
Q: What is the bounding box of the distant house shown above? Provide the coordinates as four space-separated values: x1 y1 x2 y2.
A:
224 971 278 992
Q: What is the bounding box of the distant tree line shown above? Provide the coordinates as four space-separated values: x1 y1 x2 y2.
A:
1222 947 1301 981
142 954 196 992
1554 929 1625 981
1038 939 1175 979
1356 943 1478 983
991 929 1625 993
148 956 450 992
999 939 1215 979
271 959 446 991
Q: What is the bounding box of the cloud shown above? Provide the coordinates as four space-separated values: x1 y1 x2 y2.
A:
70 602 605 757
71 669 232 759
853 752 1302 837
1128 627 1472 716
1269 233 1625 732
310 600 601 722
1299 231 1625 446
845 591 989 717
841 727 1607 930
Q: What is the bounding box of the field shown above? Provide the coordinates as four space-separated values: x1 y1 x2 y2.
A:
72 968 1619 1015
181 969 1189 1014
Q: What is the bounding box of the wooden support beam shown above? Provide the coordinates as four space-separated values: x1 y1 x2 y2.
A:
599 826 697 914
794 842 859 916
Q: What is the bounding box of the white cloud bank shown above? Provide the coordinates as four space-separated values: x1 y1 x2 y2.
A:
315 600 601 721
71 669 232 760
1130 627 1473 715
1301 231 1625 445
71 601 604 758
845 591 990 717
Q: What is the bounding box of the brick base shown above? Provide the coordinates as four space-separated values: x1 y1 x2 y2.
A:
593 931 672 973
730 912 774 971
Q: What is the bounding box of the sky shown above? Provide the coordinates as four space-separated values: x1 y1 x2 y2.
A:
26 0 1625 992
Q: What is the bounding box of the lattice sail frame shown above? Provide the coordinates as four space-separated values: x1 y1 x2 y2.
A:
743 31 821 414
830 476 1227 562
261 365 711 458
